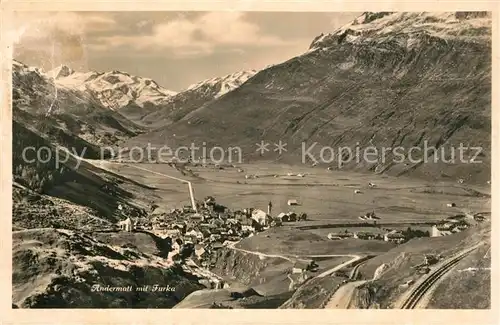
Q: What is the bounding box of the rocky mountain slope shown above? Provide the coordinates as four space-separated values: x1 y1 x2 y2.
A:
50 66 178 120
44 63 257 127
128 12 491 183
350 222 490 309
11 62 259 308
13 60 145 147
138 69 258 126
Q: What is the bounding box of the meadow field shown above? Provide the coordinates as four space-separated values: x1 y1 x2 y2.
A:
96 161 490 225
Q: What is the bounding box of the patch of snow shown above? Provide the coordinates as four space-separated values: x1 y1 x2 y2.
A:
308 12 491 52
53 68 177 110
185 70 258 98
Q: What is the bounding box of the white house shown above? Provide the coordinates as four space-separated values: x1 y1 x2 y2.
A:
287 199 299 206
194 245 206 258
327 233 342 240
251 209 269 226
431 225 453 237
118 217 133 232
292 261 308 274
291 261 316 274
383 230 405 243
185 229 198 237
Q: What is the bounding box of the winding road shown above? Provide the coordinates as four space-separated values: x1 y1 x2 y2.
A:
324 280 367 309
226 242 363 277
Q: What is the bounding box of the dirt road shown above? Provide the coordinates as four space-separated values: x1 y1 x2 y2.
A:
323 280 367 308
315 255 363 278
227 242 363 273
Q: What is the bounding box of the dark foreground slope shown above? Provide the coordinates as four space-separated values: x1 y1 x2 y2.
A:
128 12 491 184
12 120 158 230
12 228 202 308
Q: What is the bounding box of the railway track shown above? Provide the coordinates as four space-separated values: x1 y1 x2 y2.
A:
400 245 481 309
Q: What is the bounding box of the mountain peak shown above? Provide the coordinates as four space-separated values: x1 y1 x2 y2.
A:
308 11 491 50
186 69 258 98
47 65 75 79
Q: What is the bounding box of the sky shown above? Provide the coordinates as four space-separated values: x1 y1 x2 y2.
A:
12 11 360 91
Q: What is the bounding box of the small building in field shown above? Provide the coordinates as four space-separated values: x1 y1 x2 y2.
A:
383 231 406 243
431 224 455 237
327 231 354 240
277 212 298 222
287 199 299 206
353 231 375 240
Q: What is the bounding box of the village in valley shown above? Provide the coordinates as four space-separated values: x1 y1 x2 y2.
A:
113 167 489 288
115 193 310 272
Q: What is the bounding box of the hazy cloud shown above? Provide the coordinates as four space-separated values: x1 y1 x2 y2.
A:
11 12 118 71
12 11 359 90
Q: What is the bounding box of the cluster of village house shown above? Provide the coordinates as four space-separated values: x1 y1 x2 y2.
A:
326 212 488 244
116 196 307 268
116 194 489 277
431 212 487 236
327 229 406 243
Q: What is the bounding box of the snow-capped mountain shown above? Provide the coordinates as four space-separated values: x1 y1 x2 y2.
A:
14 59 259 127
50 67 178 111
47 65 75 79
309 12 491 50
13 60 93 116
185 70 257 99
135 69 259 126
12 59 144 147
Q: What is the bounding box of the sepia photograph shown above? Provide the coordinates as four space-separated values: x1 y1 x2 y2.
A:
7 9 492 311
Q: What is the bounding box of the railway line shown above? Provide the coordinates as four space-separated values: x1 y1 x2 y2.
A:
399 244 482 309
